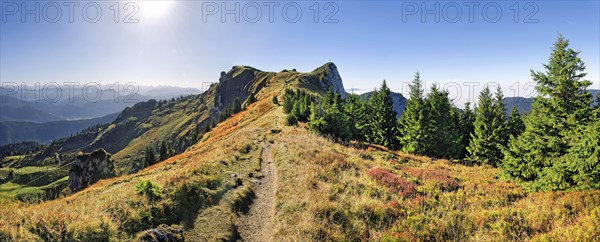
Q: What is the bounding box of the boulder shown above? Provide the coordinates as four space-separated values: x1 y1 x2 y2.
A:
138 224 184 242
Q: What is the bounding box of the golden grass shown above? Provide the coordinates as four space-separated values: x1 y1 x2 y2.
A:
1 95 599 241
269 109 600 241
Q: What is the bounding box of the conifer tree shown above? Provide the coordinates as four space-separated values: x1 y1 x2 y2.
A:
144 146 156 167
367 80 399 149
307 89 351 140
283 89 294 113
506 106 525 139
459 102 476 158
232 97 242 113
493 87 508 147
424 85 462 158
565 112 600 190
467 86 504 165
160 141 169 160
398 72 429 155
502 35 593 190
344 93 367 140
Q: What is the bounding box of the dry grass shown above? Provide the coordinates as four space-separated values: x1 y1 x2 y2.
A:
269 109 600 241
1 96 599 241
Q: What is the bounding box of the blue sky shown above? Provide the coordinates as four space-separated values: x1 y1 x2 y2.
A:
1 1 599 105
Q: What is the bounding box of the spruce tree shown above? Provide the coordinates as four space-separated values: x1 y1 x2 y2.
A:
344 94 367 140
283 90 294 113
307 89 351 140
424 85 462 158
502 35 593 190
565 113 600 190
459 102 476 158
493 87 508 147
367 80 399 149
397 72 429 155
506 106 525 139
467 86 504 165
144 146 156 167
232 97 242 113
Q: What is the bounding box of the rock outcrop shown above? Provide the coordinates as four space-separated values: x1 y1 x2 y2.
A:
68 149 115 192
311 62 347 99
138 224 184 242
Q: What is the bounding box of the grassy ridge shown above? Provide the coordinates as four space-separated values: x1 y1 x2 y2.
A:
1 96 599 241
270 110 600 241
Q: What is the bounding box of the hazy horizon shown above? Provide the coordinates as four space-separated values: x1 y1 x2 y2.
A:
2 1 599 105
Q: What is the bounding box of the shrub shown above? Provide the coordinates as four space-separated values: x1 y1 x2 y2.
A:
285 114 298 126
272 96 279 105
368 168 417 198
136 180 162 201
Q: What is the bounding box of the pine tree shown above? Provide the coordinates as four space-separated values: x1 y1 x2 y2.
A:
272 95 279 105
424 85 462 158
398 72 429 155
367 80 399 149
506 106 525 139
502 35 593 190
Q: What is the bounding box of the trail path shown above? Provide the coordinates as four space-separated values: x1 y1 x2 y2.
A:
236 142 277 242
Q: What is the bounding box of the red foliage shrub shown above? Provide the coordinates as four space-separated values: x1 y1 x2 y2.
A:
404 167 460 192
368 168 417 198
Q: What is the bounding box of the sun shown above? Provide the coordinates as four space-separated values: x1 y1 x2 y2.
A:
136 0 173 19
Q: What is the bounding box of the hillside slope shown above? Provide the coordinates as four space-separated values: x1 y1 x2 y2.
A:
0 112 119 145
12 63 348 174
1 66 599 241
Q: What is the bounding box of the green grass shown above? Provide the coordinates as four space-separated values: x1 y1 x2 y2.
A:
0 166 69 202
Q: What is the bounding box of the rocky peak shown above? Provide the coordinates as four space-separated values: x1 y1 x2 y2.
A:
311 62 347 99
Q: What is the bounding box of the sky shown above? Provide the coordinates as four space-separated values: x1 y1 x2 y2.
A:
1 0 599 106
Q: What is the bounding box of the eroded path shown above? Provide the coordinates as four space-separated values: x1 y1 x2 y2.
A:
236 142 276 242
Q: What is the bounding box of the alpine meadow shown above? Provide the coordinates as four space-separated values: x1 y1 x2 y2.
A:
1 1 599 242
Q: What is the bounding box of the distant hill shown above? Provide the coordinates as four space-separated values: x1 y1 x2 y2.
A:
0 113 119 145
0 86 201 123
504 89 598 115
358 91 407 119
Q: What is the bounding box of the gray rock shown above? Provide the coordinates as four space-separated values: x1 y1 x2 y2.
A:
68 149 115 192
139 224 184 242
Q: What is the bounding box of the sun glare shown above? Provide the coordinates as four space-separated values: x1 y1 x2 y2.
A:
136 0 172 19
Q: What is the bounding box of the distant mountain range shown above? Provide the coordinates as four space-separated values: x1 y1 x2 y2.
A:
0 86 201 123
504 89 598 114
0 86 201 146
0 113 119 146
358 91 407 119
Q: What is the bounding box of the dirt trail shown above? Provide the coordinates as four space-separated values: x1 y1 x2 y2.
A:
236 142 276 242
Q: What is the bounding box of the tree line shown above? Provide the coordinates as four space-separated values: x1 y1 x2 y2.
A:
282 35 599 191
